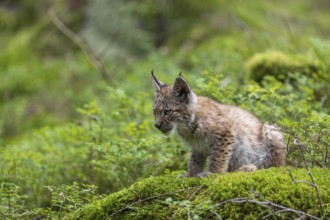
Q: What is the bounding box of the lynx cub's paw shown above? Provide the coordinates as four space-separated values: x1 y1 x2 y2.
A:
179 172 213 178
178 173 189 178
196 171 213 178
238 164 257 172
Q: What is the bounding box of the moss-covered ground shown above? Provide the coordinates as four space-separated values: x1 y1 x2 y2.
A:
75 168 330 219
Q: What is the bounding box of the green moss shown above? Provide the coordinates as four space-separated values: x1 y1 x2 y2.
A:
245 51 325 82
73 168 330 219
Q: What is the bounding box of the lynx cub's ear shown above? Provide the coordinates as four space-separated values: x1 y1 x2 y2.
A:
173 73 191 103
151 70 166 93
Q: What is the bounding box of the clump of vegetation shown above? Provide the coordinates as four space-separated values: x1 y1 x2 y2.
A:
74 168 330 219
244 51 325 82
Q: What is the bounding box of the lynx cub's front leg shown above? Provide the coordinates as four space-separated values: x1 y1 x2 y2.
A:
197 137 234 177
180 152 206 177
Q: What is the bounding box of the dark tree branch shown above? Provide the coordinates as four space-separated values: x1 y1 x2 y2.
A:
47 7 114 86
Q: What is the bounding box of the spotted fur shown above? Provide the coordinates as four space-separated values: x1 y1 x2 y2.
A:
151 72 286 177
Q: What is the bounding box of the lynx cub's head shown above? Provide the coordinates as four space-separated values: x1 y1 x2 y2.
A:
151 71 197 134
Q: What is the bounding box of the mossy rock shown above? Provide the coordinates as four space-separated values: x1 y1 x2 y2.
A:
245 51 325 82
72 168 330 219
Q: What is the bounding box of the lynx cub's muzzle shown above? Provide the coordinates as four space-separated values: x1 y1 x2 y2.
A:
154 120 173 134
154 123 162 129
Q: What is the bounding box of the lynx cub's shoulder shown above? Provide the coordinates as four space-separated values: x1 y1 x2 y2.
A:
151 71 286 177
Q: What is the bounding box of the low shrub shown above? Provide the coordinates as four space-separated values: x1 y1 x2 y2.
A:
0 89 183 211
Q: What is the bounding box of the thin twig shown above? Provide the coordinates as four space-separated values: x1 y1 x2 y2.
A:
188 185 204 200
169 183 205 219
325 134 329 166
212 211 223 220
263 209 303 219
286 133 293 155
287 168 315 187
214 197 321 220
107 186 201 218
47 7 114 85
293 137 324 217
302 138 325 168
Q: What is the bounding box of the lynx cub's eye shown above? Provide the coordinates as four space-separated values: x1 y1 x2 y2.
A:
164 110 172 116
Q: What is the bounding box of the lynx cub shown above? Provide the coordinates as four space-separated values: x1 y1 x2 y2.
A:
151 71 286 177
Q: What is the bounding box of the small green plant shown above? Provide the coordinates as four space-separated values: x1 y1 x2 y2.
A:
0 182 37 219
45 182 104 219
160 198 217 220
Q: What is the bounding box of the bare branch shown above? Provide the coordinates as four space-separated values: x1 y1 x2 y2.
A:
263 209 303 219
214 197 321 220
188 185 204 200
168 185 204 220
292 137 324 217
107 186 202 219
212 211 223 220
47 7 114 85
286 168 315 187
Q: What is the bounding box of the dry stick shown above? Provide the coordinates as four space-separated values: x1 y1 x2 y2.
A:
214 197 321 220
301 142 324 168
249 188 313 219
286 133 293 154
287 168 315 187
188 185 204 200
47 8 114 85
325 134 330 166
263 209 305 220
168 184 206 220
304 138 322 167
293 137 324 217
107 186 201 219
212 211 223 220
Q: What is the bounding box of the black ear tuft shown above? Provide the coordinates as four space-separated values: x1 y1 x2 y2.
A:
151 70 166 92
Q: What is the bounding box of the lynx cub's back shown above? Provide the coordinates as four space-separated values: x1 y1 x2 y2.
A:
151 71 286 177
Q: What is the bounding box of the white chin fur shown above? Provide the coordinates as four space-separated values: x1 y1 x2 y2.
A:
161 124 177 136
169 123 178 136
189 92 197 122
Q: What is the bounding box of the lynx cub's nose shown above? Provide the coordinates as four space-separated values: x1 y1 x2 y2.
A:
154 123 162 129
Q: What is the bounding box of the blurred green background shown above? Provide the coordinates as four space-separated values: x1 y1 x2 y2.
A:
1 0 329 141
0 0 329 218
